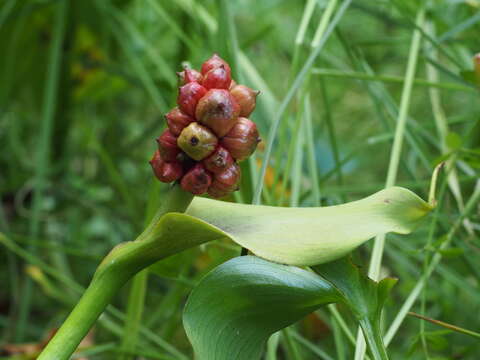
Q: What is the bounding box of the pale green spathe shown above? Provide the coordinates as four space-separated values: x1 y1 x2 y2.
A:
187 186 432 266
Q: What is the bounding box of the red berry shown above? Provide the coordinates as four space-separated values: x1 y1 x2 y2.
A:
201 54 231 78
177 82 207 117
203 146 234 174
230 85 259 117
177 122 218 161
150 150 183 183
206 186 230 199
165 107 194 136
177 68 203 86
221 117 260 161
202 65 231 90
195 89 240 137
157 130 180 162
208 163 241 198
181 163 212 195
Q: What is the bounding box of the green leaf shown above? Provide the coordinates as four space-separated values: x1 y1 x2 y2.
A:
187 187 433 265
313 258 396 320
184 256 396 360
313 258 397 360
183 256 342 360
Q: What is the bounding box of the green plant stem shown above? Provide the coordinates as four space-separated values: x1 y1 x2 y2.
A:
408 312 480 339
120 269 149 360
39 267 125 359
266 332 280 360
331 315 346 360
38 185 194 360
282 328 304 360
119 184 161 360
358 319 389 360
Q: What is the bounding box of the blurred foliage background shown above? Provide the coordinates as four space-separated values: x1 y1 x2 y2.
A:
0 0 479 359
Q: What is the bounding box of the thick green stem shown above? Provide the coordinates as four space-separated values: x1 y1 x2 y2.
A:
38 270 123 359
359 318 389 360
119 181 187 358
38 185 194 360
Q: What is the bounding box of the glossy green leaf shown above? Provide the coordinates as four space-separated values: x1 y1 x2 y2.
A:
183 256 342 360
187 186 433 265
184 256 396 360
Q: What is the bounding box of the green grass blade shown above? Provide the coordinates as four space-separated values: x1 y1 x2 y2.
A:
311 68 476 92
357 6 426 359
252 0 353 205
0 0 16 30
384 182 480 345
15 0 69 341
303 94 321 205
408 312 480 340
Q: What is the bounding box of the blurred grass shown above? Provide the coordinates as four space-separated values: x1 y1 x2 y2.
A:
0 0 479 359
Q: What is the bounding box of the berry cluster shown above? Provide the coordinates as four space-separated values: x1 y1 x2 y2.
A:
150 54 260 198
